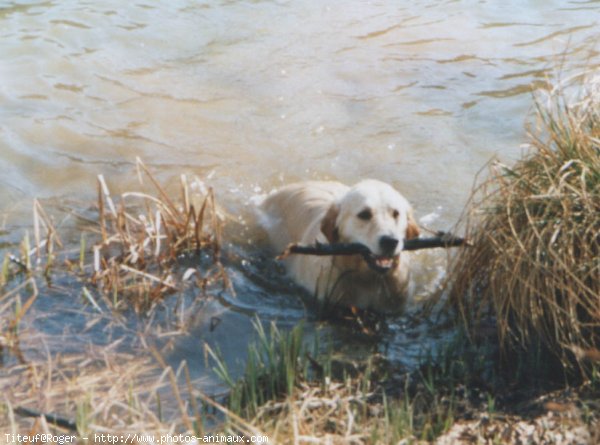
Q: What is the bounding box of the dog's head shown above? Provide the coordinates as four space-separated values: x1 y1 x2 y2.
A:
321 179 419 273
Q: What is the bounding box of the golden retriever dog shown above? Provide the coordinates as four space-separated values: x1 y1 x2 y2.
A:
260 180 419 314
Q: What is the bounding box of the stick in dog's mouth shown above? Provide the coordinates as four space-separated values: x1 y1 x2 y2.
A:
277 233 469 263
277 233 469 273
278 242 400 274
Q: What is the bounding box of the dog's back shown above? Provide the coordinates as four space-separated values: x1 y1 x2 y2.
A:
260 181 348 252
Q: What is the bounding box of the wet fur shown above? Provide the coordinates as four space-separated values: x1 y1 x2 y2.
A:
260 180 419 314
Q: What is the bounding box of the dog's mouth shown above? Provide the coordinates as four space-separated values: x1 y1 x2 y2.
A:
364 254 399 274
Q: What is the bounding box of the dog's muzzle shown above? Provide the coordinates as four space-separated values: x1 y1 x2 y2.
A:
361 235 401 273
364 253 400 274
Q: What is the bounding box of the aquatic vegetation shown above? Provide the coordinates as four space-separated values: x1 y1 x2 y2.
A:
88 158 229 313
448 75 600 376
205 319 482 443
206 318 599 444
0 160 231 437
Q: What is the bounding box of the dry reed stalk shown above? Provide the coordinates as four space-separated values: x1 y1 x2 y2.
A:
0 200 61 280
0 277 38 364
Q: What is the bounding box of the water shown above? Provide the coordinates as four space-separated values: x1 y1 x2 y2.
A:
1 0 599 387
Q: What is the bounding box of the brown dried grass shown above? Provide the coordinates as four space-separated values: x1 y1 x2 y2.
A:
0 160 238 438
87 158 230 313
0 340 262 438
447 75 600 372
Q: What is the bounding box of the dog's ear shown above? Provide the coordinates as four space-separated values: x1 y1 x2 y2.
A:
405 210 420 240
321 204 339 244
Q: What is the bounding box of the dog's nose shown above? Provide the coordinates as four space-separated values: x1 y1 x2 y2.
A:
379 235 399 255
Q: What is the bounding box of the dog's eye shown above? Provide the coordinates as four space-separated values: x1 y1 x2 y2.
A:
357 209 373 221
392 209 399 220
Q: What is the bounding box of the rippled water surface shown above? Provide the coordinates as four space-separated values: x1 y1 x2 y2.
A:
1 0 599 382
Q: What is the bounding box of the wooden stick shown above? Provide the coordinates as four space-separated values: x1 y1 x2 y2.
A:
278 232 469 260
14 406 77 431
404 232 469 251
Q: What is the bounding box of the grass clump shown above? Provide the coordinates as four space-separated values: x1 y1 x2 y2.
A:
86 158 228 313
448 75 600 375
207 320 311 420
207 321 472 444
0 158 228 316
